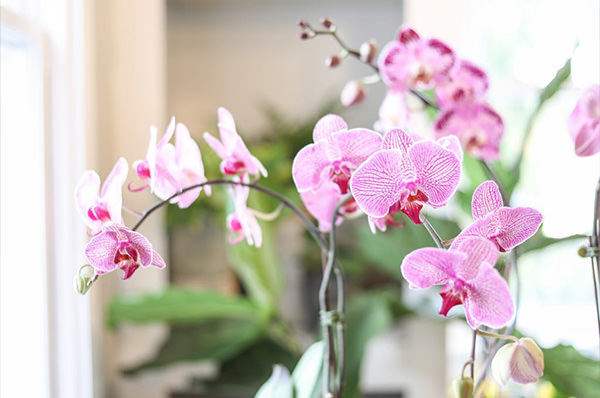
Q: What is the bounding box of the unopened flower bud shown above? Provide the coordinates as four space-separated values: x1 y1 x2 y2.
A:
320 17 334 29
299 31 314 40
73 264 95 295
340 81 366 107
491 337 544 385
449 376 473 398
297 20 308 29
359 40 377 63
325 55 341 68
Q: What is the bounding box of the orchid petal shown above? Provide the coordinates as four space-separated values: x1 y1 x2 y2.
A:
574 121 600 156
464 263 514 329
101 157 128 224
450 218 491 250
494 207 543 252
203 132 228 159
300 180 343 232
401 248 466 289
74 170 101 229
409 141 461 206
452 237 498 281
472 180 504 220
292 142 332 192
157 116 176 148
312 114 347 142
217 107 239 150
335 128 383 168
85 229 118 273
382 128 414 152
122 228 154 267
397 26 420 44
436 135 463 161
374 90 411 133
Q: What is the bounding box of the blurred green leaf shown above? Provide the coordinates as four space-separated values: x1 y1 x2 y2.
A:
542 344 600 398
356 216 461 278
292 340 325 398
108 288 267 328
518 231 586 256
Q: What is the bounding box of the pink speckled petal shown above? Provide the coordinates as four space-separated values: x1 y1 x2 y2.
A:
150 249 167 269
382 128 414 152
436 135 463 161
300 180 343 232
472 180 504 220
401 248 466 289
292 141 332 192
122 227 154 267
464 263 514 329
408 141 461 207
336 128 383 168
312 114 348 142
494 207 543 252
452 236 498 281
396 26 420 44
350 149 412 218
450 218 491 250
85 229 118 273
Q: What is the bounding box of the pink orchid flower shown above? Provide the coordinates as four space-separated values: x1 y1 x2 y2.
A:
133 117 210 208
226 180 262 247
434 102 504 160
350 128 461 226
75 157 128 235
435 59 489 108
401 236 514 329
378 26 455 91
374 90 411 134
85 224 166 280
451 180 543 252
292 114 382 231
203 107 267 178
568 84 600 157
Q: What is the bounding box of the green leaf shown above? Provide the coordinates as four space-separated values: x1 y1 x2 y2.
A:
256 365 293 398
107 288 267 328
542 344 600 398
292 340 325 398
518 231 586 256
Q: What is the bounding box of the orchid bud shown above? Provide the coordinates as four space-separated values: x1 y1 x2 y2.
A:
340 81 365 107
297 20 308 29
73 264 95 295
325 55 341 68
449 376 473 398
298 31 313 40
359 40 377 63
491 337 544 385
320 17 334 29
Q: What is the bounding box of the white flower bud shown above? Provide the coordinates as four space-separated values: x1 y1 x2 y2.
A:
359 40 377 63
491 337 544 385
340 81 365 107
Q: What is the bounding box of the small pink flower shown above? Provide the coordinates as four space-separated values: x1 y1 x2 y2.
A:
452 181 543 252
85 224 166 280
292 114 382 231
75 158 128 235
435 59 489 108
401 236 514 329
374 90 411 134
378 26 455 91
568 84 600 157
203 107 267 178
350 129 461 225
133 118 210 208
226 181 262 247
434 102 504 160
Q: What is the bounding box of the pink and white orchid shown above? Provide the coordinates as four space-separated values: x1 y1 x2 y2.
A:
350 128 461 226
567 84 600 157
434 102 504 160
203 107 267 178
226 181 262 247
401 236 514 329
75 157 128 235
374 90 411 134
292 114 382 231
378 26 455 92
435 59 489 108
451 180 543 252
133 117 210 208
85 224 166 280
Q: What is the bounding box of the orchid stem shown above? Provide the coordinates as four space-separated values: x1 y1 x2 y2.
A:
476 329 519 343
470 329 477 380
479 160 510 204
590 177 600 358
420 215 444 249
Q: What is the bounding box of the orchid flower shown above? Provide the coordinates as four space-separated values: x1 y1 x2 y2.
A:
75 157 128 235
85 224 166 280
451 180 543 252
434 102 504 160
401 236 514 329
350 128 461 226
435 59 489 108
378 26 455 91
226 180 262 247
203 107 267 178
292 114 382 231
568 84 600 157
133 117 210 208
374 90 411 134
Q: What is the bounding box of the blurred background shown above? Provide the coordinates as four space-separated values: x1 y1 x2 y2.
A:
1 0 598 397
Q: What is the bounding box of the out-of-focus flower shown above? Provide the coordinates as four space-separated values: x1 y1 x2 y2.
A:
435 59 489 108
373 90 411 134
452 180 543 252
434 102 504 160
401 236 514 329
85 224 166 280
568 84 600 156
378 26 455 91
292 114 382 231
226 180 262 247
340 80 366 106
350 128 461 225
491 337 544 385
203 107 268 178
133 117 210 208
75 157 128 235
